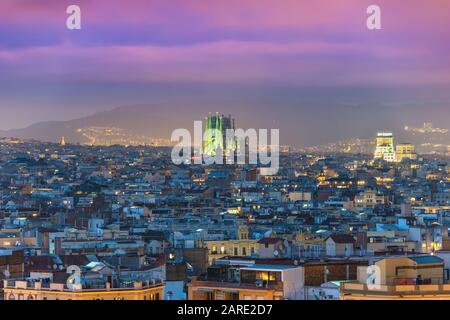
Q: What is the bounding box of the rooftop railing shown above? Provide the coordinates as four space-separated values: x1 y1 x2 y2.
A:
341 278 449 295
190 276 283 291
3 278 163 292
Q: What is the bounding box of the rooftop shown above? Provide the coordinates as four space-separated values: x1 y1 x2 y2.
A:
240 264 298 271
409 255 443 265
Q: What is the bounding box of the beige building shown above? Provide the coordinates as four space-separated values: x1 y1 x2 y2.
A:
287 191 312 202
293 232 324 257
354 190 386 209
365 231 416 254
325 234 355 257
396 143 417 162
341 255 450 300
204 225 258 265
3 279 164 300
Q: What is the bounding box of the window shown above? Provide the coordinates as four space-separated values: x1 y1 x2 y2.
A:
234 248 238 255
256 271 280 283
242 247 247 256
149 293 160 300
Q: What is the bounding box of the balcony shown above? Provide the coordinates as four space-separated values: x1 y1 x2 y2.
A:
394 277 438 285
190 276 284 292
3 279 164 293
341 278 450 297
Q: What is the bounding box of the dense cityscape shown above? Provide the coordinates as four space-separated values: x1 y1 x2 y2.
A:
1 114 450 301
1 0 449 308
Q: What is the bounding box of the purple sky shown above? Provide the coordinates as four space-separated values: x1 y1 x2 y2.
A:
0 0 449 133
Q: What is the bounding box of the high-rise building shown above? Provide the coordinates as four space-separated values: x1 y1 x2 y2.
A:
60 136 66 147
374 132 395 162
396 143 417 162
203 113 235 158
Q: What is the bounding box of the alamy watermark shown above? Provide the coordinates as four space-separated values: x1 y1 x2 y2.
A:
65 4 381 31
171 121 279 176
66 5 81 30
367 5 382 30
366 265 381 290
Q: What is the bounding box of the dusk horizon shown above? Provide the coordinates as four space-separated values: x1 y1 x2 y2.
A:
1 0 450 141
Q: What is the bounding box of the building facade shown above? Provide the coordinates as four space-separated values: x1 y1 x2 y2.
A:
374 132 395 162
3 279 164 300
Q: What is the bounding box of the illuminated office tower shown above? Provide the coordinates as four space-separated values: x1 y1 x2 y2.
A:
374 132 395 162
60 136 66 147
396 143 417 162
203 113 235 157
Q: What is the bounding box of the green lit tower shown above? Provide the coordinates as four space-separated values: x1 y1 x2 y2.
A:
203 113 235 158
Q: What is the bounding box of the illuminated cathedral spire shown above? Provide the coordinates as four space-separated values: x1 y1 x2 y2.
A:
203 113 235 158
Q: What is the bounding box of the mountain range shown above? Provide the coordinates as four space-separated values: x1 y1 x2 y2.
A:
0 104 449 148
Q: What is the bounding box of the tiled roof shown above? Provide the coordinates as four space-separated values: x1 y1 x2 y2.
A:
257 237 283 244
327 234 355 244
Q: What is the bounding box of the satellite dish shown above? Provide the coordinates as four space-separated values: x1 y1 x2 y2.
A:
3 270 11 279
273 250 279 257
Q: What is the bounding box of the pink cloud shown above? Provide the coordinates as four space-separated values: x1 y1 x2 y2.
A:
1 39 447 86
1 0 449 32
1 0 449 88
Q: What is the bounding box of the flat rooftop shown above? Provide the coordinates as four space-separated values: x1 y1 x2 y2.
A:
240 264 298 271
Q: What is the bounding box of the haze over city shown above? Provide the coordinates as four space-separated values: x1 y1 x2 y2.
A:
0 0 449 147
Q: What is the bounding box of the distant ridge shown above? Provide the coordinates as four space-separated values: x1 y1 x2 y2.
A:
0 104 448 147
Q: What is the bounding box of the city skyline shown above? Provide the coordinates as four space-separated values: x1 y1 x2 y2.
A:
0 103 449 149
0 0 449 144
